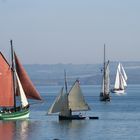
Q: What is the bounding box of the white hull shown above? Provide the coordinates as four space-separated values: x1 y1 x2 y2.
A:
112 89 125 94
115 92 127 96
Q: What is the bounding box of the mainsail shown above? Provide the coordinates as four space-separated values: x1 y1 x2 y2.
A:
14 53 42 100
114 63 121 89
105 61 110 94
120 63 127 87
114 63 127 90
101 61 110 95
60 92 70 117
68 80 90 111
0 53 14 107
120 63 127 81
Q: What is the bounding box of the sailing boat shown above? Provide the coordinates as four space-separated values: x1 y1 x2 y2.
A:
111 63 127 93
100 44 110 101
48 71 90 120
0 40 42 120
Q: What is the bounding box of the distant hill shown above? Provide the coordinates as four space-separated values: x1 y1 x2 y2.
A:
24 61 140 85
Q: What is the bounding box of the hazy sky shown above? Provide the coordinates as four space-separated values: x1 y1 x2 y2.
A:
0 0 140 64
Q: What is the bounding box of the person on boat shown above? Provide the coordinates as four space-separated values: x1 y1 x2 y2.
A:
2 107 7 113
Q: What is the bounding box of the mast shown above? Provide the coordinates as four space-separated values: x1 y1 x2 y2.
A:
64 70 70 113
10 40 17 110
103 44 106 95
64 70 68 94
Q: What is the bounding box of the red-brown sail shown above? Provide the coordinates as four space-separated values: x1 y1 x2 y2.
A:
0 53 14 107
14 53 42 100
0 121 15 140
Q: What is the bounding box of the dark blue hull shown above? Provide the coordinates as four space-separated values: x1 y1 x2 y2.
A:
59 115 86 120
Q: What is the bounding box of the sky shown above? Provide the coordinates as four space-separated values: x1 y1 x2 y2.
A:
0 0 140 64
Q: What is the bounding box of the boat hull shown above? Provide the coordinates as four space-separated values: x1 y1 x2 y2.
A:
111 89 125 94
100 92 110 101
89 116 99 120
59 115 86 120
0 108 29 120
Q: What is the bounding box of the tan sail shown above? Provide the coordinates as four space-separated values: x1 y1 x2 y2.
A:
0 121 15 140
14 53 42 100
100 44 110 101
0 53 14 107
68 80 90 111
48 87 64 114
48 87 70 116
104 61 110 94
60 93 70 117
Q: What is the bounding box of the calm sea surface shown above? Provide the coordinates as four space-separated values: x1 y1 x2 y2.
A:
0 84 140 140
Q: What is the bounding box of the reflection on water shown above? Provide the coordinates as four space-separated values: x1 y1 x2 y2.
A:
16 120 29 140
58 119 87 129
0 118 89 140
0 121 15 140
0 120 36 140
47 119 89 140
1 85 140 140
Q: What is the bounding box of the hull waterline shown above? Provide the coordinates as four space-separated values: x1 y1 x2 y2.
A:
111 89 125 94
100 92 110 101
59 115 86 120
0 108 29 120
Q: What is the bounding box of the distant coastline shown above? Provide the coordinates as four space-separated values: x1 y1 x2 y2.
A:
23 61 140 85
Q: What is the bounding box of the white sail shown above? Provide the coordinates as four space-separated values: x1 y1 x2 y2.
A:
114 63 127 90
15 71 28 107
114 66 121 89
120 63 127 81
120 63 127 87
47 87 65 114
119 73 125 90
68 80 90 111
121 73 127 87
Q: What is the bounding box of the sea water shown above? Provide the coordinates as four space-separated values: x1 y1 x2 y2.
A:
0 85 140 140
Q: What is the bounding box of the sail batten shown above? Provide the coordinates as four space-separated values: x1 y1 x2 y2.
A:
14 53 42 100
